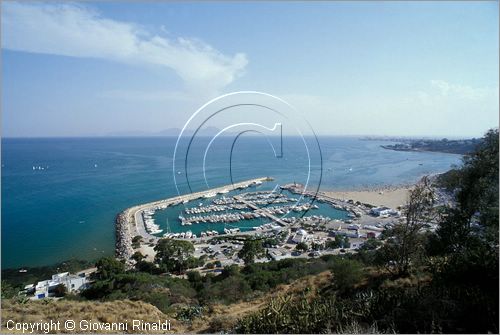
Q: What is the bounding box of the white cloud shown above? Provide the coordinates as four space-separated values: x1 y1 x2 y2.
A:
430 80 497 100
281 80 498 137
1 2 248 96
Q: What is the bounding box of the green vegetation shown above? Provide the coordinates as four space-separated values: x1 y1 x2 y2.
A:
237 239 265 264
381 137 482 154
131 235 142 249
78 250 357 312
325 234 349 249
154 239 201 273
237 129 499 333
375 177 435 276
295 242 308 252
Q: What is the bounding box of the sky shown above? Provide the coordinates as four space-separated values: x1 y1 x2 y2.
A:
1 1 499 138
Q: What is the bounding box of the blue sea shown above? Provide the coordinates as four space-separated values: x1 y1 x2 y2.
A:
1 136 461 269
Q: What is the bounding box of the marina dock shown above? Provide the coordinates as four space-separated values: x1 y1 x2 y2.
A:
234 195 288 226
115 177 273 262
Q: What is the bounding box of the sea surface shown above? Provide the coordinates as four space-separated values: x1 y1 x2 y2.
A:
1 136 461 268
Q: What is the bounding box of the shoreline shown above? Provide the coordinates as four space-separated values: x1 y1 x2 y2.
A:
320 172 447 209
116 178 407 265
116 172 449 265
322 186 411 210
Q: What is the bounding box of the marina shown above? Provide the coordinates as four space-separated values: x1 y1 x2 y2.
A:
115 177 276 260
149 187 350 240
115 177 362 262
115 175 409 269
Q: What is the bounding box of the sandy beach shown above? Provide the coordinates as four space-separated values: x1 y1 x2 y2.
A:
323 185 412 209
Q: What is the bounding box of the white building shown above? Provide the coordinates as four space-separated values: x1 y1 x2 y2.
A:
292 229 309 243
350 241 365 250
370 206 399 217
33 272 89 299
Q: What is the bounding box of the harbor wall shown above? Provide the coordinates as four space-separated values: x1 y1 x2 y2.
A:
115 211 135 266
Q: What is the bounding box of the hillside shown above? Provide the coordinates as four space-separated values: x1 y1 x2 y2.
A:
380 137 481 154
1 271 333 334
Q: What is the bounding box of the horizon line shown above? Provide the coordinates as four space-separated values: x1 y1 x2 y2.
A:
1 133 487 140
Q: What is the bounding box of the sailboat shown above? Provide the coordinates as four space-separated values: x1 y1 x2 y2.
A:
163 218 172 237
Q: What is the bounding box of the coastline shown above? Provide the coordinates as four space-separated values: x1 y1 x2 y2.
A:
322 186 411 209
320 171 451 209
115 171 451 265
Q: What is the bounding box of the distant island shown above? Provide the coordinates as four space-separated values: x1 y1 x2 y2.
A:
379 137 482 155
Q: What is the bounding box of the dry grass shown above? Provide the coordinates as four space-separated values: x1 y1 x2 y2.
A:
1 299 184 333
189 271 333 333
1 271 334 334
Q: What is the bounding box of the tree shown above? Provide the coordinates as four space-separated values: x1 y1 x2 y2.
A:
94 257 125 280
326 235 343 249
52 283 67 297
343 237 351 249
132 235 143 249
311 242 323 251
330 258 364 291
435 129 499 253
428 129 499 291
154 239 195 273
132 251 145 263
238 239 265 265
376 176 435 276
295 242 308 252
1 280 17 299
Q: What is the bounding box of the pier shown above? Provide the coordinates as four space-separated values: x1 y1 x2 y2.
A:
234 195 288 226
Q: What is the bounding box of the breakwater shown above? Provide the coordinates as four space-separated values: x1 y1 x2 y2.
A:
115 177 272 263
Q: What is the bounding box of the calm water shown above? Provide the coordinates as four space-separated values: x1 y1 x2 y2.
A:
1 136 461 268
152 189 351 236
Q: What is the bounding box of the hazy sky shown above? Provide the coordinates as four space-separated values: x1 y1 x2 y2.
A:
2 1 498 137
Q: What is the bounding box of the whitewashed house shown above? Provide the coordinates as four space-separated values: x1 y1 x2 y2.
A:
292 229 309 243
33 272 89 299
